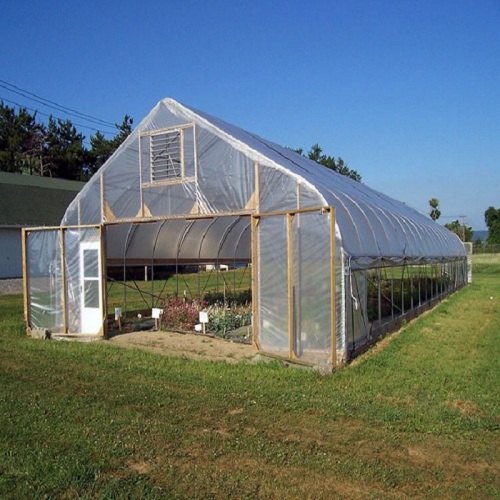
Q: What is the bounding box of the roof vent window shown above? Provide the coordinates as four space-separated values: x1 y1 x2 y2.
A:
141 124 195 185
150 129 182 182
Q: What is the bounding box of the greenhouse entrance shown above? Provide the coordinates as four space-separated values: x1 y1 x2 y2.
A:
80 241 103 334
95 214 252 348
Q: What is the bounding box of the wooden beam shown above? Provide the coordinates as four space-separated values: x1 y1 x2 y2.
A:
104 201 116 221
255 161 260 214
21 228 30 331
253 205 330 219
60 228 68 333
287 212 296 360
100 225 108 339
329 207 337 367
181 128 185 178
138 128 145 218
141 176 196 189
251 215 260 350
140 123 194 137
100 171 105 223
104 209 254 226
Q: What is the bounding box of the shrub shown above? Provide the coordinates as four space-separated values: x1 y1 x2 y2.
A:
161 297 200 331
206 303 252 337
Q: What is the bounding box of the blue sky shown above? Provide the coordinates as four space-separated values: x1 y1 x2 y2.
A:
1 0 499 230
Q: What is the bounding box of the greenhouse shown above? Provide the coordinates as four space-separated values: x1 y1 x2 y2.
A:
23 98 469 370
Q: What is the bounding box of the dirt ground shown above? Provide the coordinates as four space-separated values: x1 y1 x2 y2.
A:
107 328 256 364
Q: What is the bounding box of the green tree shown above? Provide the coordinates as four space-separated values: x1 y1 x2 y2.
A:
429 198 441 221
0 101 45 174
484 206 500 244
295 143 361 182
87 115 133 179
444 220 473 242
1 101 133 181
44 117 86 180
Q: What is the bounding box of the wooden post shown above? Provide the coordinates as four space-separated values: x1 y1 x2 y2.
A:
329 207 337 367
60 228 68 333
100 171 105 223
138 132 145 218
251 215 260 350
100 225 108 338
21 228 30 330
287 213 296 360
254 161 260 213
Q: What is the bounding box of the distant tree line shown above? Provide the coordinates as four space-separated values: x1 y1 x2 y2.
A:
294 143 362 182
0 100 132 181
484 206 500 245
428 198 500 245
444 219 473 242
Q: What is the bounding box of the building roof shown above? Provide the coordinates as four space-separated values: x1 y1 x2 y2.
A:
0 172 85 227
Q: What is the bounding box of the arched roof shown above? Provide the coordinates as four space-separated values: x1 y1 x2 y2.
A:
63 98 465 268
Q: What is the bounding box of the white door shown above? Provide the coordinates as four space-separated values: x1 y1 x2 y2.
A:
80 241 102 333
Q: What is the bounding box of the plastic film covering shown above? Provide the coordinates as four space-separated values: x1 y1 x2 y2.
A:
196 127 255 213
259 165 303 212
106 217 251 265
257 216 289 355
346 270 369 349
26 227 101 335
27 229 64 332
77 175 101 225
256 211 341 365
292 212 331 366
180 99 466 267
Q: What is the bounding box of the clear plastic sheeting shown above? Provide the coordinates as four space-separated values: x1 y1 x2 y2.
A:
257 215 289 355
292 212 332 365
25 226 102 335
27 229 63 332
255 209 340 366
106 216 251 265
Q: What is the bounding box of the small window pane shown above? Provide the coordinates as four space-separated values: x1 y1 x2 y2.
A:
84 249 99 278
84 280 99 308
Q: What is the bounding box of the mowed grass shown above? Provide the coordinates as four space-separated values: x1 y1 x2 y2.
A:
0 257 499 498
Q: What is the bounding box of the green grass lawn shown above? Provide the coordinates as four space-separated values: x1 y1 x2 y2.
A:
0 257 499 498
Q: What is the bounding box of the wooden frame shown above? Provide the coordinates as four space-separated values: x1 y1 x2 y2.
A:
23 224 105 338
252 205 336 367
59 229 68 333
329 207 337 367
21 228 29 328
286 212 296 360
100 224 108 338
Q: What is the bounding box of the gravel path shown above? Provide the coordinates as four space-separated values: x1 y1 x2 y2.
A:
0 279 23 295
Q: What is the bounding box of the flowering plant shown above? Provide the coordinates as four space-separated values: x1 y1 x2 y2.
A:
161 297 202 331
